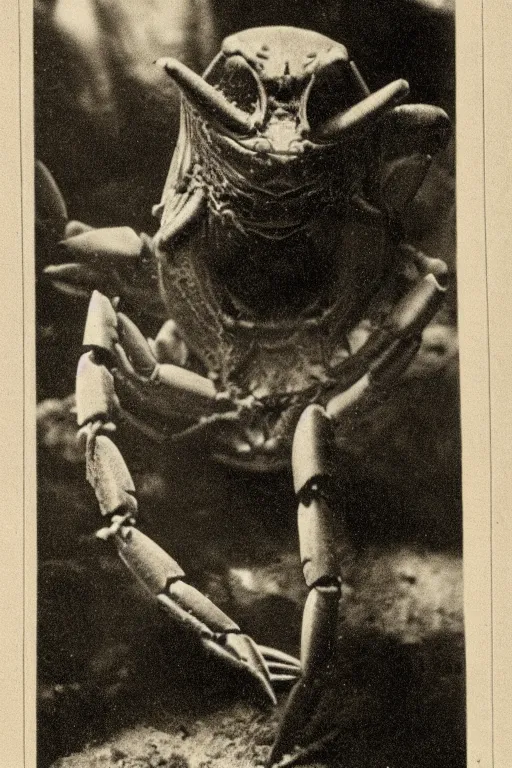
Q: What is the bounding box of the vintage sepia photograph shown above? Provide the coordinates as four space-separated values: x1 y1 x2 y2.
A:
34 2 463 767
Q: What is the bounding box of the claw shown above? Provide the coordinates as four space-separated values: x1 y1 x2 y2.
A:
379 104 451 159
35 161 68 238
266 662 302 676
225 633 277 705
116 313 157 378
113 311 219 416
269 679 322 765
399 242 448 280
114 356 221 427
269 583 340 764
78 296 222 426
43 279 93 299
116 358 220 421
166 580 277 704
372 103 451 215
107 524 270 699
43 214 161 310
382 272 448 338
271 727 341 767
98 520 277 704
44 262 104 290
269 674 300 685
150 319 188 366
258 646 301 669
326 335 421 419
379 153 432 215
157 186 206 249
198 635 276 705
44 230 155 303
369 335 422 385
266 658 302 685
325 269 448 403
324 374 370 418
59 226 144 263
64 220 94 238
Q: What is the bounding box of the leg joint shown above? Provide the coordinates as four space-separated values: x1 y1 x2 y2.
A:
307 576 341 595
296 474 336 506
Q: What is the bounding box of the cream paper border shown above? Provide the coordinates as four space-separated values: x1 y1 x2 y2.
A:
0 0 509 765
1 0 37 764
480 0 512 764
457 0 492 760
1 0 28 765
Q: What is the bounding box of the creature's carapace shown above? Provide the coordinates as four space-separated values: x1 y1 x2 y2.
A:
42 26 451 464
150 27 450 396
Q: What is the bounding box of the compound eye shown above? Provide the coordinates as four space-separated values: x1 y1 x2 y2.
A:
205 54 265 116
305 60 366 133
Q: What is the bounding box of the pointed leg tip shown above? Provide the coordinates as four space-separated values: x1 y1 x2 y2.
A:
247 665 278 708
257 674 278 707
267 678 322 767
258 645 301 669
268 726 341 768
224 633 277 706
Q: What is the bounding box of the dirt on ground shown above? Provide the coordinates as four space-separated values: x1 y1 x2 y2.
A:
37 351 463 768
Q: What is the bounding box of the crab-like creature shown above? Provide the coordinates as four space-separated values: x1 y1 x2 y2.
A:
41 26 451 765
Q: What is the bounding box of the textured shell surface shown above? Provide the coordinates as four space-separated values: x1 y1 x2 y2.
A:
154 26 405 416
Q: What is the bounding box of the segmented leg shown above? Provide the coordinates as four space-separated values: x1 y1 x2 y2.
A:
269 259 449 764
79 290 232 431
269 405 343 765
76 290 300 706
323 260 448 419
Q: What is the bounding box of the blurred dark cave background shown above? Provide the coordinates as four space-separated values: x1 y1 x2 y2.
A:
35 2 463 767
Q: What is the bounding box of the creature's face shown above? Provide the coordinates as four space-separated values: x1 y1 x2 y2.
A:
157 25 411 217
202 26 369 156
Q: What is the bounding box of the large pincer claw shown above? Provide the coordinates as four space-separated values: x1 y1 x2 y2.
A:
96 517 279 706
37 163 162 313
44 226 160 310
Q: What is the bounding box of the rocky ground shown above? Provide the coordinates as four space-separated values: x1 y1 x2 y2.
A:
37 344 463 768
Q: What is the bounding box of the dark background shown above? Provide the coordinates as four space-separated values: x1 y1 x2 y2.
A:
35 2 462 767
